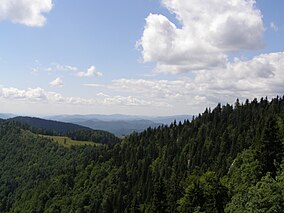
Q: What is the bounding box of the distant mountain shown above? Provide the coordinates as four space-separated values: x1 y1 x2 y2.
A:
45 114 192 136
0 113 16 119
75 119 161 136
47 114 192 123
9 116 91 135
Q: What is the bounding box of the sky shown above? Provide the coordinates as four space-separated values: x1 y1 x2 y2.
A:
0 0 284 116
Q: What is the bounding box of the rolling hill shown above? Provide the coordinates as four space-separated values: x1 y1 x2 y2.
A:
8 116 120 145
9 116 91 134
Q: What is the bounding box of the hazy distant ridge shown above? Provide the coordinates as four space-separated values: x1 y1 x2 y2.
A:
46 114 193 136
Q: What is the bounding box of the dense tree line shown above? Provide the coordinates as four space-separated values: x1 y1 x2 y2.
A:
66 129 120 145
0 96 283 212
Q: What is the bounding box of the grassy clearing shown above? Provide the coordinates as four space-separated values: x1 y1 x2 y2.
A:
40 135 98 148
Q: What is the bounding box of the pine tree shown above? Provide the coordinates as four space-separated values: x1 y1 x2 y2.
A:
258 116 283 177
151 177 167 213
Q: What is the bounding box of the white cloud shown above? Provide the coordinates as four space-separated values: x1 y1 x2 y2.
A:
77 66 103 77
0 0 53 27
84 52 284 113
83 83 103 88
196 52 284 98
0 87 47 101
49 77 63 87
0 86 165 108
196 52 284 100
33 63 79 73
0 87 93 105
100 94 153 106
53 64 78 72
36 63 104 79
138 0 264 73
2 52 283 115
270 22 279 32
44 63 79 73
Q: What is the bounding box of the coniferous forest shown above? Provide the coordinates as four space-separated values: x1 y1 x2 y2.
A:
0 97 284 212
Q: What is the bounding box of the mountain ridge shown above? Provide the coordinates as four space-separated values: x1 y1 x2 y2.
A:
9 116 91 135
45 114 193 136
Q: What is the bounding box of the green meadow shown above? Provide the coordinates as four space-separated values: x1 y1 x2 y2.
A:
40 135 98 148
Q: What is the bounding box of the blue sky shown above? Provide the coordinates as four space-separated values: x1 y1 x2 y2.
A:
0 0 284 116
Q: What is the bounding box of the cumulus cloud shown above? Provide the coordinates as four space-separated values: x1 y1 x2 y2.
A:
36 63 103 79
77 66 103 77
100 94 153 106
0 87 47 101
138 0 264 73
83 52 284 113
2 52 283 114
0 87 94 105
195 52 284 98
0 86 165 108
49 77 63 87
0 0 53 27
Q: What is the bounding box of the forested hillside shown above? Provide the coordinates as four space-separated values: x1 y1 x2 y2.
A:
8 117 120 145
9 116 91 134
0 97 283 212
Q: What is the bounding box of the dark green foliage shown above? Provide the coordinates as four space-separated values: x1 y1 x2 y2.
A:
66 129 120 145
257 116 283 177
0 96 284 212
225 162 284 213
10 116 91 134
178 172 228 213
150 177 168 213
